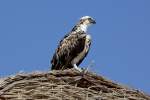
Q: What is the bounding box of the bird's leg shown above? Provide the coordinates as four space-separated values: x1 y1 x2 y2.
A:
73 64 82 72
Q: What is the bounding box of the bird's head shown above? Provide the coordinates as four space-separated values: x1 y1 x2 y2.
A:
79 16 96 25
77 16 96 32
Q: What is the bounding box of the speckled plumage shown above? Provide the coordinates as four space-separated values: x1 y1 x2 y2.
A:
51 16 95 70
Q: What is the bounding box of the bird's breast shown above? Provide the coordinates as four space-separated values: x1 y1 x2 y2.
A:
71 34 91 65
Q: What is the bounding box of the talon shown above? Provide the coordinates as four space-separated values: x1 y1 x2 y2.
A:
73 64 82 72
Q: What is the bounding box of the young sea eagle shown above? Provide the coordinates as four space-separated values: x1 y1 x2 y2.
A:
51 16 96 71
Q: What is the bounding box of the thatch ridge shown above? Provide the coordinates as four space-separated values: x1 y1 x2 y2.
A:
0 69 149 100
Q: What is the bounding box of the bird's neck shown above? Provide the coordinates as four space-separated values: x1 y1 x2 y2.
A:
72 23 89 33
79 24 89 32
71 23 90 33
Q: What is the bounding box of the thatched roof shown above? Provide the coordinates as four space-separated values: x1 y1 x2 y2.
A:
0 69 149 100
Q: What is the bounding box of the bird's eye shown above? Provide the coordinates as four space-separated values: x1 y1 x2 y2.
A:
88 18 92 20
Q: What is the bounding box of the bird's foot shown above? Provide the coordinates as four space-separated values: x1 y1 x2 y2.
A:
82 68 89 74
73 64 82 72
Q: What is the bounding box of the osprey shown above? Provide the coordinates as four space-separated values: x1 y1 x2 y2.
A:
51 16 96 71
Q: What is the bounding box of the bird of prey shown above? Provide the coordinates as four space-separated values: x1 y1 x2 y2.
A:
51 16 96 71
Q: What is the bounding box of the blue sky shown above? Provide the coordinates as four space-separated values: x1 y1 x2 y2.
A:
0 0 150 93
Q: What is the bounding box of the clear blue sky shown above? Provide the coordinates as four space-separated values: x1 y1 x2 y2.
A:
0 0 150 93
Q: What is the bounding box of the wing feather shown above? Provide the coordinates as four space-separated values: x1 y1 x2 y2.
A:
51 32 86 70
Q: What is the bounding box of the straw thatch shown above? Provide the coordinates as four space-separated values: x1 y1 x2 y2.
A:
0 69 149 100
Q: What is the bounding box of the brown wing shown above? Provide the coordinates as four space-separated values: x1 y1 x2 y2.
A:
51 32 86 70
76 38 91 66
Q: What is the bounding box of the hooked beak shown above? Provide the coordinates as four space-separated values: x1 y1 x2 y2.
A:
92 20 96 24
90 19 96 24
